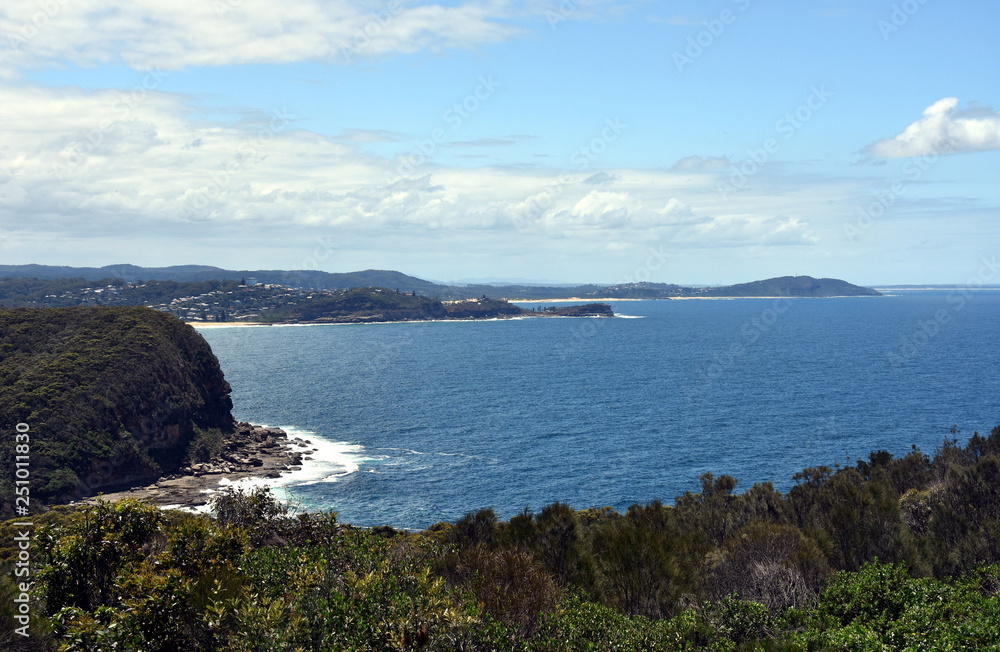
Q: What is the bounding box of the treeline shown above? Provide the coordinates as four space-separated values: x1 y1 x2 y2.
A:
0 307 234 509
2 429 1000 650
431 428 1000 628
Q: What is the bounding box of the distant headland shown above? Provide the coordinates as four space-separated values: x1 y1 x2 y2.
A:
247 288 615 325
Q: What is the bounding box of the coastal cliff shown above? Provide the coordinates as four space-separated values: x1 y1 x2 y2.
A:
0 306 236 511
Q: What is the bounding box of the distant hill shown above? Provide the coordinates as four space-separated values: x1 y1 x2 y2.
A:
0 264 880 299
699 276 881 298
0 264 441 294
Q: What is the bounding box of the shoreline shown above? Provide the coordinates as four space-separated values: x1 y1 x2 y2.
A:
74 422 315 511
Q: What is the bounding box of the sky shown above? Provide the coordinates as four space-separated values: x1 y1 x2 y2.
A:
0 0 998 286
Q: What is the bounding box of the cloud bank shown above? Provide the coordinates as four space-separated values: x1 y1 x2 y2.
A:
0 81 828 271
0 0 521 76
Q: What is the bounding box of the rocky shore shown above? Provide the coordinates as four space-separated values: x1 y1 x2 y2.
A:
76 422 317 510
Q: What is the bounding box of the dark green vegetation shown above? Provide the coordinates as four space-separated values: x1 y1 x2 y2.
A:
0 307 234 508
260 287 455 323
3 431 1000 650
0 264 880 300
260 288 613 324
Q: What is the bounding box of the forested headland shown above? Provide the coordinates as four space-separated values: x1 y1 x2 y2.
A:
0 306 235 507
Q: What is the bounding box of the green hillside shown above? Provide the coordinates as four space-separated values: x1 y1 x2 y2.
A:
0 306 234 511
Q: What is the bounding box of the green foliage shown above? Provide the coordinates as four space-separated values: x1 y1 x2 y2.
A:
532 501 593 588
9 394 1000 650
534 594 673 651
36 498 163 614
452 546 562 639
792 561 1000 650
590 503 681 619
211 486 289 547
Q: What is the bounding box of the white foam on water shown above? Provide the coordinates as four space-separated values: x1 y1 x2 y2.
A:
211 425 377 502
275 425 379 486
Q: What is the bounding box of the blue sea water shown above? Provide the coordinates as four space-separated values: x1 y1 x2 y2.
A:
197 290 1000 530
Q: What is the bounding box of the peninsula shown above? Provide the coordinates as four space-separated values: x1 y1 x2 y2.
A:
0 306 327 515
255 287 614 325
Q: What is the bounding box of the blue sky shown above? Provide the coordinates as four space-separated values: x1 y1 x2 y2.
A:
1 0 998 285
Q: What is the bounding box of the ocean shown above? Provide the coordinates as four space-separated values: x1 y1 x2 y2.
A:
196 290 1000 530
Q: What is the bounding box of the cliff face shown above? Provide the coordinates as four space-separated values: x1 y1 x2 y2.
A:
0 306 234 507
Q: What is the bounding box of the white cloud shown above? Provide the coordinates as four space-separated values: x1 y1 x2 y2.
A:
865 98 1000 159
671 155 730 171
657 198 693 218
678 215 818 247
335 128 404 143
567 190 632 227
0 0 523 76
0 81 939 278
